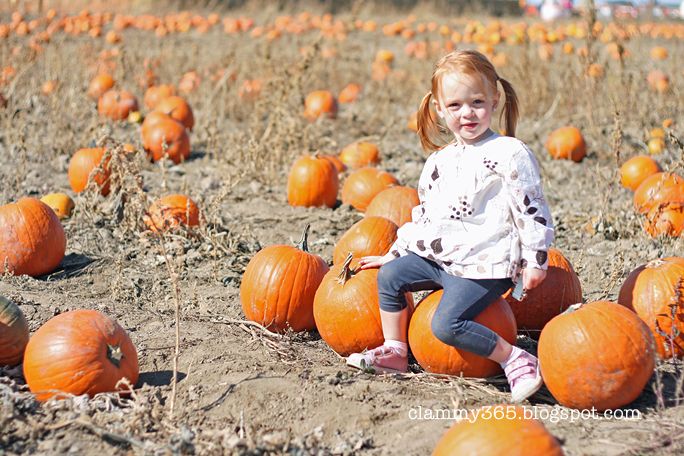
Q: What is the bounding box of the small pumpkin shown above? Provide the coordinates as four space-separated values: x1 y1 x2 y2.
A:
313 254 413 356
303 90 338 121
0 198 66 277
333 216 398 265
341 167 398 212
40 193 75 219
647 137 665 155
143 194 200 232
320 154 346 173
154 95 194 131
633 172 684 214
142 117 191 164
338 82 362 104
339 141 381 169
644 203 684 238
619 155 661 191
68 147 110 195
241 225 329 332
618 257 684 358
408 291 516 377
87 73 115 100
545 126 586 162
503 248 582 338
23 309 139 401
97 89 139 121
287 154 339 208
0 295 30 366
365 186 419 227
538 301 655 410
143 84 176 109
432 405 563 456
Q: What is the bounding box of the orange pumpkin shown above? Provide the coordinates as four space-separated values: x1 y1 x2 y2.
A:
68 147 110 195
142 117 191 164
333 216 398 264
143 194 200 232
619 155 661 191
0 198 66 277
338 82 362 103
408 291 516 377
40 193 75 219
339 141 381 169
240 226 329 332
320 154 346 173
633 172 684 214
341 167 399 212
143 84 176 109
287 154 339 208
645 203 684 238
618 257 684 358
154 95 194 131
545 126 586 162
23 309 139 401
650 46 668 60
503 248 582 338
0 295 30 366
313 254 413 356
365 186 419 227
87 73 114 100
97 89 139 121
432 405 563 456
303 90 338 121
538 301 655 410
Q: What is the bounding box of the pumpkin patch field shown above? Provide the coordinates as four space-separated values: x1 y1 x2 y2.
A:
1 1 684 454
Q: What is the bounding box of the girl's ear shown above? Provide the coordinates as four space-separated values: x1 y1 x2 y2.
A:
492 91 501 110
432 98 445 119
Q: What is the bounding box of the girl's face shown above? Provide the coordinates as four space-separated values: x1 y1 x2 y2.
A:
433 72 499 145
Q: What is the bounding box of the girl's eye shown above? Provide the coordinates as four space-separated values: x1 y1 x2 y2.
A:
448 103 460 109
473 99 484 104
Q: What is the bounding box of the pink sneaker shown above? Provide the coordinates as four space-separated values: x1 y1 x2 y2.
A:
346 345 408 374
504 350 543 403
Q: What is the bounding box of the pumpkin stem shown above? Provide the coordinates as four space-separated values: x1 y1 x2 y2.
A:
107 344 122 368
295 224 311 252
562 302 584 315
336 252 356 285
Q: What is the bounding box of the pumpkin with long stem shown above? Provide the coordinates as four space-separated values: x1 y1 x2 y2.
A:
0 296 29 366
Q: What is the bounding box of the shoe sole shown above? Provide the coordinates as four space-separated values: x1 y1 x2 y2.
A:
511 373 544 403
346 358 406 375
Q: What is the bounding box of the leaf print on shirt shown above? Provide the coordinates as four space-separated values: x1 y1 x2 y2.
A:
534 216 548 226
416 240 426 251
430 238 443 254
536 250 548 265
431 165 440 181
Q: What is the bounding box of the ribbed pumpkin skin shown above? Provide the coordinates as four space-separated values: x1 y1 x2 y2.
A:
240 245 329 332
645 203 684 238
339 141 380 169
154 95 194 130
23 309 139 401
633 172 684 214
409 291 517 378
142 117 191 164
341 168 398 212
0 296 29 366
0 198 66 277
538 301 655 411
504 248 582 338
365 186 419 227
144 194 200 232
618 257 684 358
432 405 564 456
313 265 413 356
332 216 398 265
287 155 339 208
619 155 661 191
545 126 586 162
68 147 110 195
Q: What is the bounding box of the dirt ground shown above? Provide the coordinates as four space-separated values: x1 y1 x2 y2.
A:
1 3 684 455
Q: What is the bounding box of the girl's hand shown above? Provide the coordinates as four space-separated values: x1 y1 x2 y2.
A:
522 267 546 290
357 253 394 270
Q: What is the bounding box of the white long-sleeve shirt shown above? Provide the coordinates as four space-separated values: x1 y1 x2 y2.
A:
389 133 554 279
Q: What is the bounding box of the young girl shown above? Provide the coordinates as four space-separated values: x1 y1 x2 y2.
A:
346 50 554 403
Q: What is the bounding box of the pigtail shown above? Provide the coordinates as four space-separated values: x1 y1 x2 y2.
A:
417 91 443 152
497 77 519 138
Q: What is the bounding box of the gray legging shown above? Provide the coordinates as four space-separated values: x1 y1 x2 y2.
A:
377 252 513 357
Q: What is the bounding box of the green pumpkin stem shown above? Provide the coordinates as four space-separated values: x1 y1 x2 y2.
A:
295 224 311 252
337 252 356 285
107 344 122 368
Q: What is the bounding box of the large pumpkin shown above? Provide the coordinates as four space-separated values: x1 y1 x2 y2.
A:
287 154 339 208
68 147 110 195
339 141 380 169
0 198 66 277
538 301 655 411
240 225 329 332
333 216 398 265
154 95 194 131
142 117 191 164
23 309 139 401
365 186 419 227
545 126 586 162
143 194 200 232
503 248 582 338
633 172 684 214
408 291 517 378
432 405 563 456
341 167 398 212
314 254 413 356
619 155 661 191
618 257 684 358
0 295 30 366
